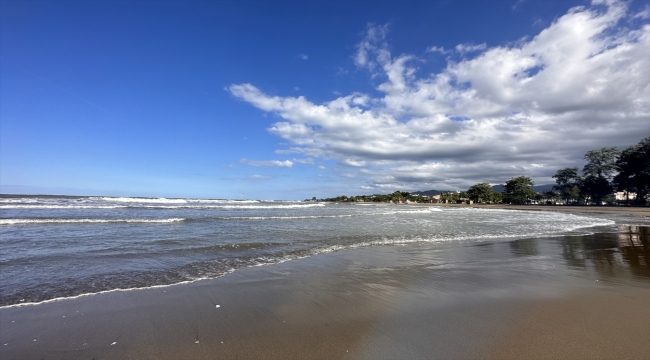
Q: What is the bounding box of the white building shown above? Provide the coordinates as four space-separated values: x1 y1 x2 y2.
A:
614 191 636 201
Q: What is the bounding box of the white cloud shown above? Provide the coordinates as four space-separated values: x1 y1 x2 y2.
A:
292 157 314 164
240 159 293 167
633 5 650 19
341 159 367 167
426 46 449 54
250 175 271 179
230 0 649 190
299 54 309 60
455 42 487 54
354 23 390 71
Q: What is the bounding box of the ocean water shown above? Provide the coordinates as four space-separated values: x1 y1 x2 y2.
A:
0 195 642 307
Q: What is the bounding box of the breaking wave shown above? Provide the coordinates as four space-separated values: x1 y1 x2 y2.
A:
0 218 186 225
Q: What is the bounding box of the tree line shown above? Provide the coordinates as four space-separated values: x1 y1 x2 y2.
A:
317 191 429 203
550 137 648 205
315 137 649 206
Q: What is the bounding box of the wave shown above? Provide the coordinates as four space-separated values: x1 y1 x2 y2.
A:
220 215 355 220
1 216 615 309
0 205 129 209
215 208 441 220
0 218 186 225
0 203 325 210
92 197 189 203
92 197 262 204
0 214 615 308
125 204 327 210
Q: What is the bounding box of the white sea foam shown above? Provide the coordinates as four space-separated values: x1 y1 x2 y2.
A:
134 203 327 209
222 215 355 220
0 270 231 309
0 203 321 209
0 205 129 209
0 218 186 225
187 199 261 204
93 197 189 203
91 197 262 204
217 207 440 220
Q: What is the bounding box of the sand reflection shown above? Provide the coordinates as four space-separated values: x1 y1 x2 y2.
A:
559 226 649 280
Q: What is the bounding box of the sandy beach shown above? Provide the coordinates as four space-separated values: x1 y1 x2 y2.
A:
1 222 648 360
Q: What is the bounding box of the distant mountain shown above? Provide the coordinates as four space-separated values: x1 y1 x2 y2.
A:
491 184 554 193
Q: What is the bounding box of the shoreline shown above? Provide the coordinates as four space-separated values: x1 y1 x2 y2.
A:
0 208 623 310
0 205 643 310
406 202 650 217
1 227 648 359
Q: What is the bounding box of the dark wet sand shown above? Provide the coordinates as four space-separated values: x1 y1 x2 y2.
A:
1 228 649 359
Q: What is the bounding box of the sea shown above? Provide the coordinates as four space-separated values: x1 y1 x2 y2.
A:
1 194 648 308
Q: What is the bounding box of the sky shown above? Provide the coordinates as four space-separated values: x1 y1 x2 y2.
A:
1 0 649 200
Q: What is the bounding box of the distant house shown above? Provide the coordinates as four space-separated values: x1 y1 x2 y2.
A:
614 191 636 201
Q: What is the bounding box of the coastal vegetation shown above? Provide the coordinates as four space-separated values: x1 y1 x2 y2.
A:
503 176 536 205
552 137 649 205
316 137 649 205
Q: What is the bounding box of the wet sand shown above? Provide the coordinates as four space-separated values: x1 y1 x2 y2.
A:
410 202 650 217
1 228 649 359
486 288 650 360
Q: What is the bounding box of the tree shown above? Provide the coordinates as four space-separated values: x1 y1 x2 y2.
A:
552 167 581 203
503 176 535 204
582 147 620 204
614 137 650 205
583 147 620 179
390 191 404 202
566 185 580 204
490 191 502 203
467 182 493 203
581 176 612 204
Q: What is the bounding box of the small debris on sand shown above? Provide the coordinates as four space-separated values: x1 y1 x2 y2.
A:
215 305 220 308
110 342 116 345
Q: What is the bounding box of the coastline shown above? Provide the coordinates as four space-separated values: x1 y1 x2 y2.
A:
407 202 650 217
1 226 648 359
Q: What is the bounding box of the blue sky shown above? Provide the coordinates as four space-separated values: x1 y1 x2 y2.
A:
1 0 649 199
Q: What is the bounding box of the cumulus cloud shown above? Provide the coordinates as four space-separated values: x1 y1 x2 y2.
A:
229 0 649 191
299 54 309 60
240 159 293 167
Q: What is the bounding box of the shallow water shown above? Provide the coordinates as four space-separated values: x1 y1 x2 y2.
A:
0 195 647 307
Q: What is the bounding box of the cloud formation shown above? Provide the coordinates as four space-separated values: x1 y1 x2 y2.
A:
240 159 293 167
230 0 649 191
455 42 487 54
